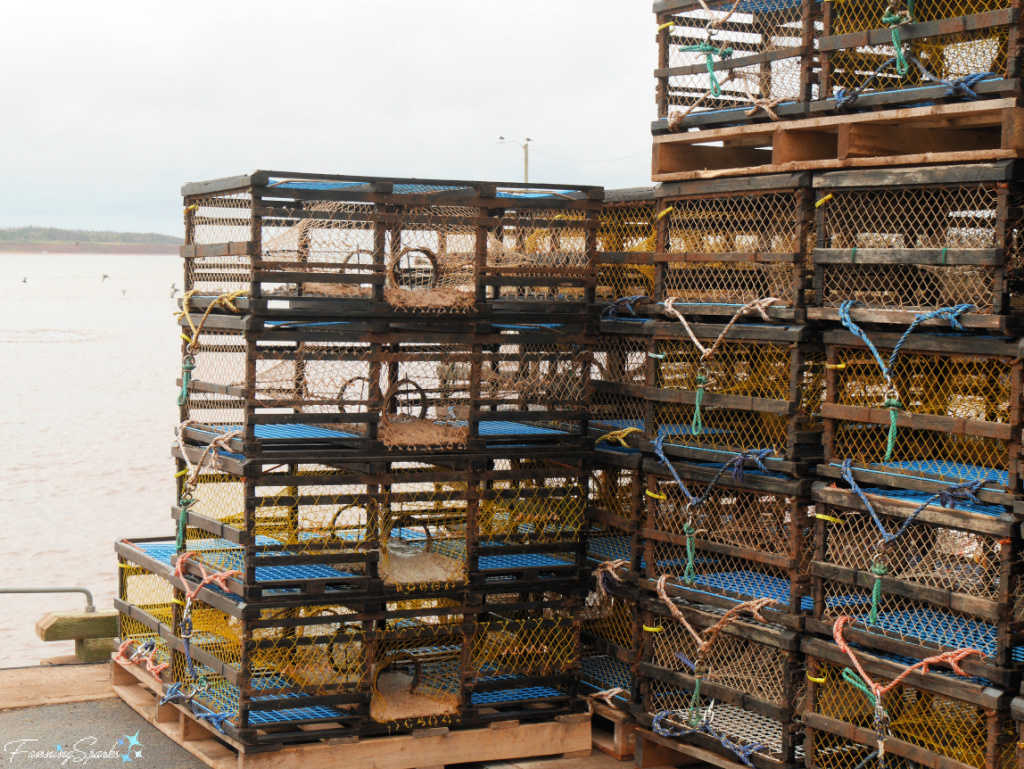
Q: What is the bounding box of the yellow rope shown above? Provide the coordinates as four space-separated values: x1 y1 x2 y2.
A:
807 672 827 683
643 625 665 633
176 289 249 346
815 513 845 524
596 427 642 447
815 194 834 208
646 490 668 500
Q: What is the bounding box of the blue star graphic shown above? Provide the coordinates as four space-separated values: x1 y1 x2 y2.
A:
55 745 62 751
125 733 141 749
122 754 132 764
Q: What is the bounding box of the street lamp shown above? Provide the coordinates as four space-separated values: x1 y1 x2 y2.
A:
497 136 532 184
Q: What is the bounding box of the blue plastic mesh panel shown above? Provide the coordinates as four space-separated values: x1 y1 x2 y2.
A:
471 685 564 705
479 553 576 570
581 654 632 690
266 180 366 191
588 533 631 562
835 461 1009 486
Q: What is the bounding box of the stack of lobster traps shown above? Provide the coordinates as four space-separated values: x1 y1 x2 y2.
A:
112 171 605 750
801 161 1024 769
586 178 827 768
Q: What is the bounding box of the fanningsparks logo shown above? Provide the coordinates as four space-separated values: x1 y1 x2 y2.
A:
3 732 143 765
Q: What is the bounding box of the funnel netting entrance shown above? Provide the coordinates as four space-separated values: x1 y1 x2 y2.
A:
370 631 463 725
379 464 469 591
811 661 1015 769
479 459 587 545
385 205 478 312
260 200 377 298
379 345 472 449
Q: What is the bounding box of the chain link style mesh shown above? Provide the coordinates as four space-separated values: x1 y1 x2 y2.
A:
582 592 635 648
385 205 478 312
592 334 649 433
658 338 796 399
668 191 803 254
379 464 470 592
811 661 1016 769
186 194 253 296
592 465 640 520
596 202 657 302
479 459 587 545
832 422 1010 486
472 618 578 678
818 184 1004 313
649 612 793 707
818 507 1005 600
663 0 817 117
481 338 590 417
648 687 788 760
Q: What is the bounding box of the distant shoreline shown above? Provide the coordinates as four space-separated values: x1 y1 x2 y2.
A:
0 242 179 254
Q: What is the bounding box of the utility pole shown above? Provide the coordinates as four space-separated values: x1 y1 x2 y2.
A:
498 136 532 183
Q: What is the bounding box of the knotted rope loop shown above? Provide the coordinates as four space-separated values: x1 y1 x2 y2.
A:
603 294 651 320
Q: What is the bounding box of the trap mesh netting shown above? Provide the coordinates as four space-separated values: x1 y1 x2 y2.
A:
825 0 1012 96
591 334 648 432
186 194 253 296
596 202 657 302
370 627 464 726
809 661 1016 769
662 0 818 119
478 459 588 545
817 184 1013 313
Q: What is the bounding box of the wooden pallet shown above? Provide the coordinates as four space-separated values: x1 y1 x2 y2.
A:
111 659 592 769
589 701 635 761
652 98 1024 181
635 727 801 769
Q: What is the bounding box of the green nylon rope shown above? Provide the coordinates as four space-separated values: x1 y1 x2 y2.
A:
883 398 901 462
881 5 915 77
177 495 194 551
688 666 705 727
679 44 734 98
684 523 698 585
177 355 196 407
868 562 888 625
691 375 707 436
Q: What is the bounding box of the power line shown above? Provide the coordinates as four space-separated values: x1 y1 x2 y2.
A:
528 148 649 164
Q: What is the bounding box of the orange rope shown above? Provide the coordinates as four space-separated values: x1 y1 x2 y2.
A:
833 616 983 699
114 638 170 680
173 552 241 601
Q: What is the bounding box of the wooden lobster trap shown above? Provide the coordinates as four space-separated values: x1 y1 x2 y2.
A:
808 162 1024 330
182 171 602 319
592 319 825 475
803 637 1017 769
636 597 806 769
808 480 1022 686
819 326 1024 504
588 451 644 572
814 0 1021 114
176 316 593 460
115 546 582 745
596 176 814 323
653 0 822 131
638 455 814 627
169 448 590 602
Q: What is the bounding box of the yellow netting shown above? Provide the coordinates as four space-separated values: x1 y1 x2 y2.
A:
598 203 658 253
591 466 640 519
472 619 578 676
654 404 790 453
657 338 795 400
812 661 1016 769
582 591 634 648
479 459 587 544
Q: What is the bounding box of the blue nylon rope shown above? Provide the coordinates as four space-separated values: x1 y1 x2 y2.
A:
652 709 766 767
839 459 986 545
602 295 650 320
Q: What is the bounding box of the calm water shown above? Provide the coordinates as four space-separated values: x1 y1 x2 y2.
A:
0 253 181 667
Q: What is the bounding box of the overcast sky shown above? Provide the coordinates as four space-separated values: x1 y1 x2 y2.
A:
0 1 655 236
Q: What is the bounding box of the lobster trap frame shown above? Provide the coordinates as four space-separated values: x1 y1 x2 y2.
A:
596 176 814 323
808 162 1024 329
588 451 645 572
636 598 806 769
819 328 1024 503
803 637 1016 769
116 547 583 743
653 0 822 131
807 481 1022 685
170 449 590 601
182 171 602 319
596 188 660 306
638 455 814 627
813 0 1022 114
176 314 594 459
593 320 825 475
